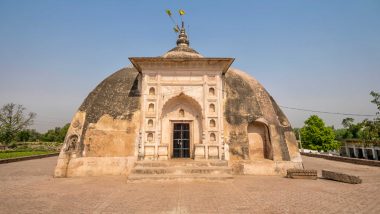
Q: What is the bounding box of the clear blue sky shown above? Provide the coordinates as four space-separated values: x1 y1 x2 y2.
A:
0 0 379 132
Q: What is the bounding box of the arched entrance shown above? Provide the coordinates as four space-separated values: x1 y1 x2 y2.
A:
161 93 203 159
247 121 273 160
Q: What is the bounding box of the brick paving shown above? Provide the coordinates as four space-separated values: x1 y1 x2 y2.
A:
0 156 379 213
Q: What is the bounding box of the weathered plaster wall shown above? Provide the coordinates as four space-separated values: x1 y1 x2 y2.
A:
55 67 142 177
223 68 302 172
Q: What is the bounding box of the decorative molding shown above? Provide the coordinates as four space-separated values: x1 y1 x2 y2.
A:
129 57 234 74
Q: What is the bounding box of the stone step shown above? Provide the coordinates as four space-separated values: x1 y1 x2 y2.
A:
131 166 232 175
128 160 233 182
134 160 228 168
127 173 233 182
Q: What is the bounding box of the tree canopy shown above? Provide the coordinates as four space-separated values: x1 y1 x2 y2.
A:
0 103 36 145
0 103 70 145
334 91 380 143
40 123 70 143
300 115 340 151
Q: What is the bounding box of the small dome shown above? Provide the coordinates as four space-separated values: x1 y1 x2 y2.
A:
162 46 203 58
162 22 203 58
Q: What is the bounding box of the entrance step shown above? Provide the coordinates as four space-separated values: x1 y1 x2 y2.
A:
134 160 228 167
127 160 233 182
128 174 233 182
132 166 232 175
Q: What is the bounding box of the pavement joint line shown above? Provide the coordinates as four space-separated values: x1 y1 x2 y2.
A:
92 186 123 213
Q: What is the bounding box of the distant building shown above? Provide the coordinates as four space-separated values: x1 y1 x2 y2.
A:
54 24 302 178
340 140 380 160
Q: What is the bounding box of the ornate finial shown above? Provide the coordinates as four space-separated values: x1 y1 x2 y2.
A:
176 21 189 47
165 9 189 47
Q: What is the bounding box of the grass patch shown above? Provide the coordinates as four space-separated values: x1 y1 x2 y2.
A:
0 150 56 159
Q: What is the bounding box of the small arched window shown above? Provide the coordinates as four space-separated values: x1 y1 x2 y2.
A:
148 119 153 127
209 87 215 96
179 109 185 117
148 103 154 112
147 133 153 142
210 119 216 128
149 87 155 96
210 133 216 141
209 104 215 113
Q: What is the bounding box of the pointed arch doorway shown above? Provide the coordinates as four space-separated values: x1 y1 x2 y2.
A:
161 93 203 159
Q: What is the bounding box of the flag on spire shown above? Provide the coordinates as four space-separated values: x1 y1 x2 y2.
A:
166 9 172 16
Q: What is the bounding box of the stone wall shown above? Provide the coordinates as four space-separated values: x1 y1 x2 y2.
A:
302 153 380 167
54 67 142 177
224 68 301 164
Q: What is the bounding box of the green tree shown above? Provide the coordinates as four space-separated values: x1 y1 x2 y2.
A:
0 103 36 145
341 117 362 139
360 119 380 142
40 123 69 143
300 115 340 151
334 128 347 141
358 91 380 143
370 91 380 114
15 129 41 142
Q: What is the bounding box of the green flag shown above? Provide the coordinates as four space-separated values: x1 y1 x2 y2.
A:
166 9 172 16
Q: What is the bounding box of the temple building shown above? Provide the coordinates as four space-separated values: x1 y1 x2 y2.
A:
54 24 302 179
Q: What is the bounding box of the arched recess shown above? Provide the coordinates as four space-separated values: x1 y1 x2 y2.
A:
148 103 154 112
149 87 155 95
161 93 203 158
209 104 215 113
247 120 273 160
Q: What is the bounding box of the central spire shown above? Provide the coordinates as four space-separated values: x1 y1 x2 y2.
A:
176 21 189 47
162 9 203 58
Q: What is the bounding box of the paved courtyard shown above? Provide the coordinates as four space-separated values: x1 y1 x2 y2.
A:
0 156 379 214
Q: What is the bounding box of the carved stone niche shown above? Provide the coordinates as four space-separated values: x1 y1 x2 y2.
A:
72 120 81 128
65 135 79 153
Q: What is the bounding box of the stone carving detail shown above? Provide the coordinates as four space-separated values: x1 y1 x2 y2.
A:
210 119 216 128
210 133 216 141
209 104 215 113
148 103 154 112
72 120 80 128
65 135 79 152
209 87 215 96
208 75 216 81
148 119 154 127
149 87 155 95
179 109 185 117
147 133 153 143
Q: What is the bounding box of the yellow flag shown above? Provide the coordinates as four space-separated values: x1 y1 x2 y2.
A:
166 9 172 16
173 26 179 33
179 9 185 16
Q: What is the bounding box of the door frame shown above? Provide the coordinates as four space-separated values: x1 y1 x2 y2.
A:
170 120 193 159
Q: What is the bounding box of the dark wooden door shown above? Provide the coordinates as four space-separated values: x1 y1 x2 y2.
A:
173 123 190 158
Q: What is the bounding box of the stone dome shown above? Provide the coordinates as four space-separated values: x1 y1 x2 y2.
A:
162 46 203 58
54 24 302 178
